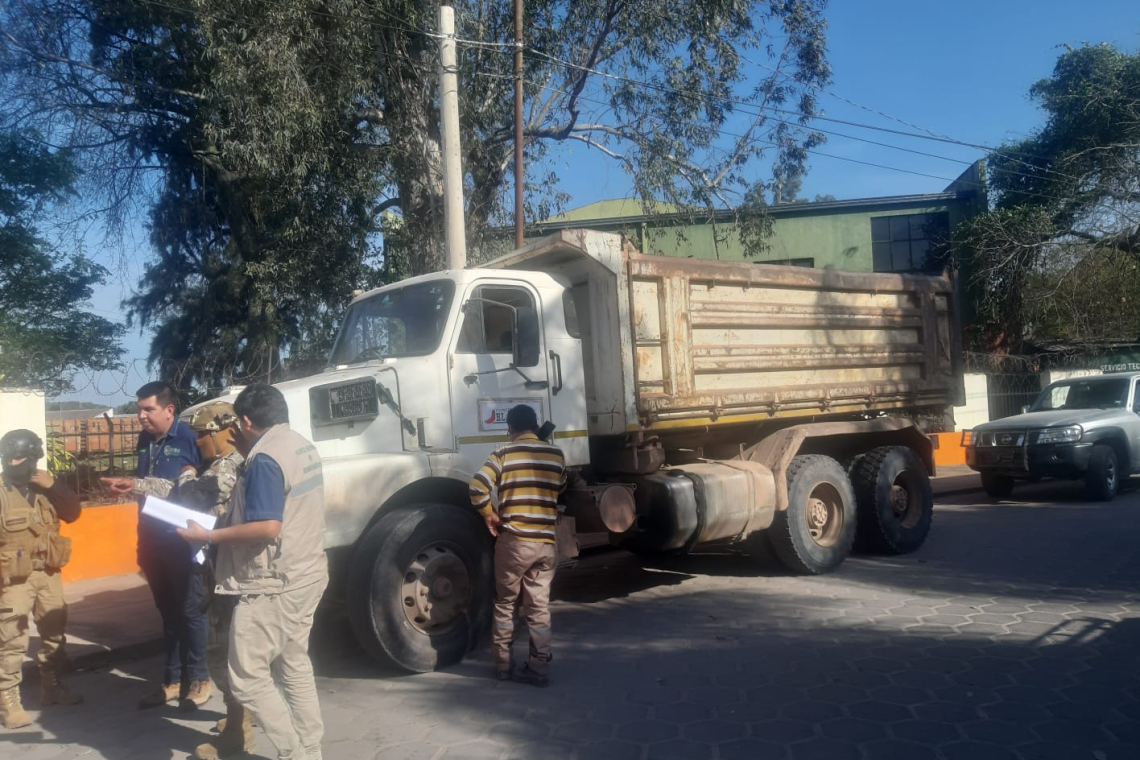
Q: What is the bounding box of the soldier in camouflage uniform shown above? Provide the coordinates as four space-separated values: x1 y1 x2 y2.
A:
178 402 252 760
0 430 83 730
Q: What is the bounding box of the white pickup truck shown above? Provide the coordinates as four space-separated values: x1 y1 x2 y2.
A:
185 229 964 673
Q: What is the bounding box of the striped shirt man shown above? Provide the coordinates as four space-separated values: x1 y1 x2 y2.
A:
469 433 568 544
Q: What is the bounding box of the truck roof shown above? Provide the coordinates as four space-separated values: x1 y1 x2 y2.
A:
347 264 566 307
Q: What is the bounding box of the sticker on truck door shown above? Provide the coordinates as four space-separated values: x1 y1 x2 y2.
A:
478 399 544 431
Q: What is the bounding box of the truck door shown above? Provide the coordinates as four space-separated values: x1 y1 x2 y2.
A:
448 281 552 468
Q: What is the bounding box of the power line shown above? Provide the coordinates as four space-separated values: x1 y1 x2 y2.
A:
480 69 1100 209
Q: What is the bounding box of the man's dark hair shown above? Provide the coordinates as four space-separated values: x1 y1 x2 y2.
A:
136 381 179 411
234 384 290 429
506 404 539 434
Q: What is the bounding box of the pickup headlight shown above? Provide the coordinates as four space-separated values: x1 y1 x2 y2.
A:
1032 426 1083 445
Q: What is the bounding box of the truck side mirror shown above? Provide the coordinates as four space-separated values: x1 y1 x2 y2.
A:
513 306 541 368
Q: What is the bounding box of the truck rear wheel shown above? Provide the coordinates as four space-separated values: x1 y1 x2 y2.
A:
850 447 933 555
769 455 856 575
347 503 493 673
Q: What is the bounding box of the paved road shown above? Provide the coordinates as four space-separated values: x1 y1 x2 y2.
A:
8 481 1140 760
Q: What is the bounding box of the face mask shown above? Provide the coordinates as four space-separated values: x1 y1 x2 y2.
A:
2 459 37 486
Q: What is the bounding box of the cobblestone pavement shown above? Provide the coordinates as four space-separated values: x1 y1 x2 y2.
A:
6 481 1140 760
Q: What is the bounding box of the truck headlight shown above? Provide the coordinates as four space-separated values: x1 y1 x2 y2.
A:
1033 426 1082 444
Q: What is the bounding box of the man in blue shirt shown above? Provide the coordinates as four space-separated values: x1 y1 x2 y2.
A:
102 381 209 710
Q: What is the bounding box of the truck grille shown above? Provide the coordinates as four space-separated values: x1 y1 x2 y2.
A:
974 430 1027 447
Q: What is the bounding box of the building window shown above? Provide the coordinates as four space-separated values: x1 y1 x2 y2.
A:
871 212 949 273
761 257 815 268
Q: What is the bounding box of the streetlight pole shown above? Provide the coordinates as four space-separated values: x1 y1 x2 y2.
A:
513 0 525 249
438 4 467 269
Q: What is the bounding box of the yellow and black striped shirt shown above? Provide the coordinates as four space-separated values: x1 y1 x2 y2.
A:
469 433 568 544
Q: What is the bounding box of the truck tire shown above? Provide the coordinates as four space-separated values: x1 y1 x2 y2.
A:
1085 444 1119 502
981 472 1015 499
850 447 933 555
769 455 856 575
347 503 493 673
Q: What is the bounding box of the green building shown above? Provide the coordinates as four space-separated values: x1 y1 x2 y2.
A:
525 161 985 275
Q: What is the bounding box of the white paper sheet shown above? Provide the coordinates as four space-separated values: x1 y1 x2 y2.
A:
142 496 216 564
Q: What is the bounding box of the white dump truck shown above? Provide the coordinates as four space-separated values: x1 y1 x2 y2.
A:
187 229 963 673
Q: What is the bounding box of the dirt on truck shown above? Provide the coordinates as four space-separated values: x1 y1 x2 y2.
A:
184 229 965 673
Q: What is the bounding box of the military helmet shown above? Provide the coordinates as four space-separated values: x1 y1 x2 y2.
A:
188 400 240 461
0 429 44 462
188 400 240 433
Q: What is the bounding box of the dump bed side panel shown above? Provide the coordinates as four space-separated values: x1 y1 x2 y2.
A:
629 253 962 428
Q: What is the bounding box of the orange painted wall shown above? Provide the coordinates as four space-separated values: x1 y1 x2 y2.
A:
60 502 141 583
930 432 967 467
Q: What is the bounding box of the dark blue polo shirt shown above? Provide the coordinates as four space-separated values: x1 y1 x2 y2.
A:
136 418 202 539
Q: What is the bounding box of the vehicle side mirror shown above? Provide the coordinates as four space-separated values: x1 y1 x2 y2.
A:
513 306 541 368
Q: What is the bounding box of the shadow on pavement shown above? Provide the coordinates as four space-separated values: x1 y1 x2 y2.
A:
9 489 1140 759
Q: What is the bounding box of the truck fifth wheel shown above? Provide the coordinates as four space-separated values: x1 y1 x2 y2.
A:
184 229 964 673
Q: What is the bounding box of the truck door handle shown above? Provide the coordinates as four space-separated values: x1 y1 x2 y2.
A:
550 350 564 395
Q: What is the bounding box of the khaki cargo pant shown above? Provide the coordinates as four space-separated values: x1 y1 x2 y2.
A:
492 534 556 676
0 569 67 691
228 577 327 760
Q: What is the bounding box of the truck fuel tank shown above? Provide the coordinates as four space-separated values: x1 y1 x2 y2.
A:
622 461 777 554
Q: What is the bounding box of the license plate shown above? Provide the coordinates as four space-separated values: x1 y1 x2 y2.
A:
981 450 1020 467
329 379 379 421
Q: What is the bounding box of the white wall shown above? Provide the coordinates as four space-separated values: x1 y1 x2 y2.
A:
1041 368 1102 388
0 388 47 448
954 373 990 431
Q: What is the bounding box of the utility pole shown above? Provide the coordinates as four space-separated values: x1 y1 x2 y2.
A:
438 5 467 269
513 0 524 249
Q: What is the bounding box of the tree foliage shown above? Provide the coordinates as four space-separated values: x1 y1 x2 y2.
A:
0 131 123 395
1 0 830 386
955 44 1140 351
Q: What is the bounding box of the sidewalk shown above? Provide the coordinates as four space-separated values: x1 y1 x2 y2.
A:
29 573 160 673
930 463 981 497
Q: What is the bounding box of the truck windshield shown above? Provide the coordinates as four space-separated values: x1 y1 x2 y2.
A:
1031 378 1131 411
329 281 455 365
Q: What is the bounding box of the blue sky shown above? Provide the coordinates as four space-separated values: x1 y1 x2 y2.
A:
63 0 1140 404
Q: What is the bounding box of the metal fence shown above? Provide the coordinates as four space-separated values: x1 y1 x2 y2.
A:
984 373 1044 421
963 353 1045 423
47 416 141 497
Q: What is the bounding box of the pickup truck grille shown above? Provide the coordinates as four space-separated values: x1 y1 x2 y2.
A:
973 430 1027 447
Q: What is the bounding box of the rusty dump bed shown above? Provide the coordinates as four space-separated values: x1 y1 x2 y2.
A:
490 229 964 437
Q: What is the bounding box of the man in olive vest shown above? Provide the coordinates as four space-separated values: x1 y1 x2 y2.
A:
0 429 83 730
179 384 327 760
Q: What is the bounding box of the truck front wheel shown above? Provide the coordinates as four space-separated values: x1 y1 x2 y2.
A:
769 455 856 575
347 503 493 673
850 446 933 555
